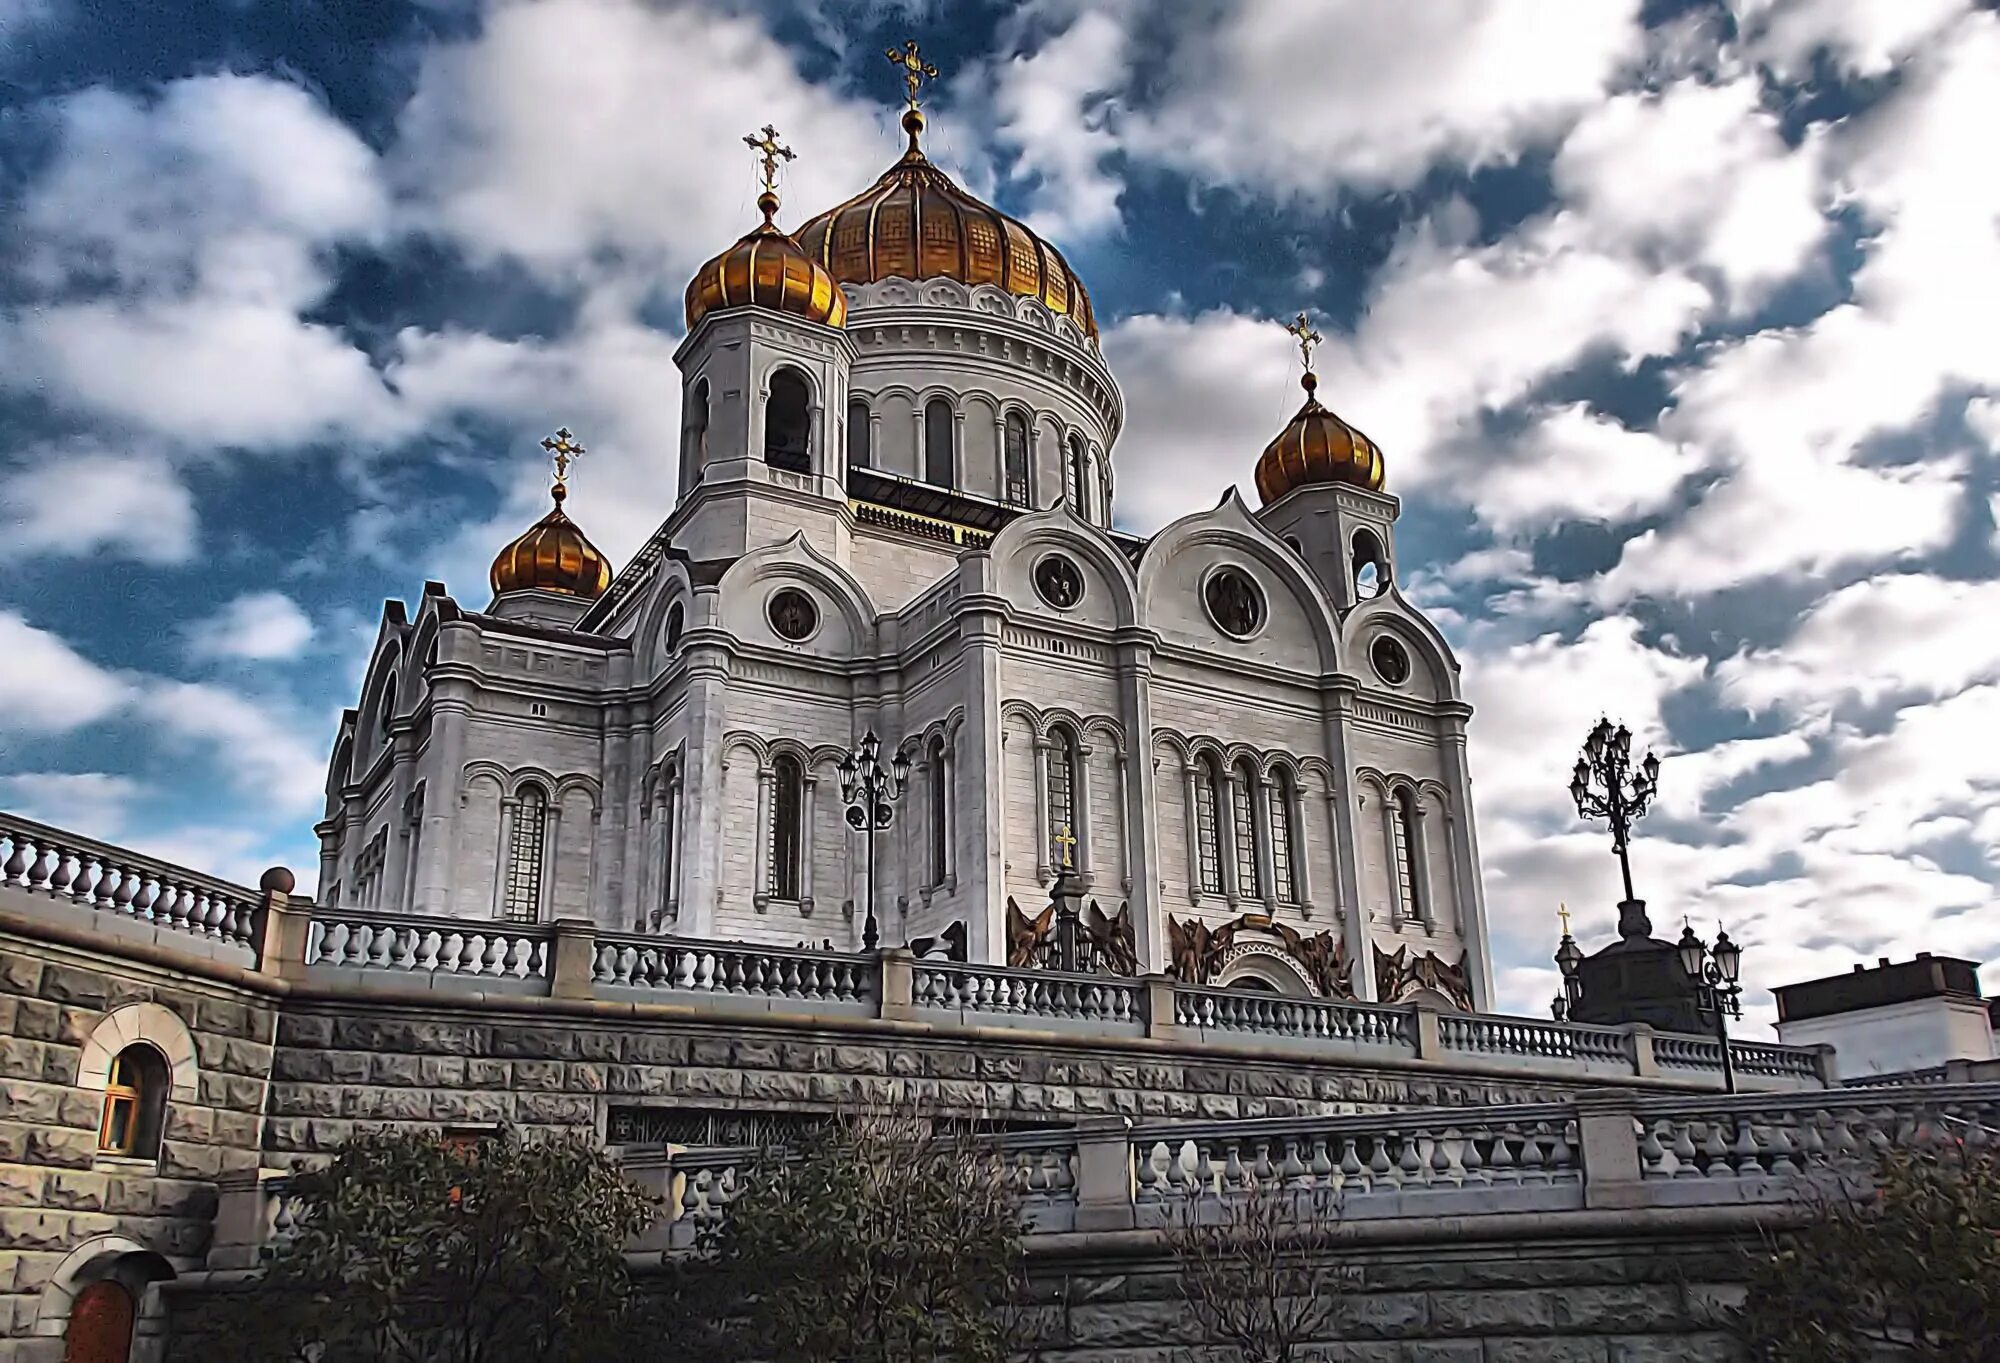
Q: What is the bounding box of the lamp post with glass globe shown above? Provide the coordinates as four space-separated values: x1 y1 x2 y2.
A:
1551 904 1585 1022
1676 924 1746 1093
1569 717 1662 939
838 730 910 952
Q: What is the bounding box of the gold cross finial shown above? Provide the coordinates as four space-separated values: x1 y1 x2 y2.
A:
885 39 939 111
1284 311 1323 373
1052 823 1077 868
540 427 585 489
1557 902 1572 936
743 124 794 195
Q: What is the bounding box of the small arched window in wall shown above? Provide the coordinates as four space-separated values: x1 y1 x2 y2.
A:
377 680 397 747
1003 411 1031 506
1271 768 1299 905
769 754 804 901
1353 527 1389 599
97 1044 168 1159
1046 728 1078 871
766 368 812 472
1391 787 1423 922
501 785 548 923
928 736 949 885
847 398 871 470
924 398 954 487
1231 757 1263 900
1067 432 1089 517
64 1279 136 1363
685 378 710 483
1193 756 1224 897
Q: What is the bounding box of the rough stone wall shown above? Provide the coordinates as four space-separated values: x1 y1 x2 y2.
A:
1019 1234 1750 1362
0 937 274 1345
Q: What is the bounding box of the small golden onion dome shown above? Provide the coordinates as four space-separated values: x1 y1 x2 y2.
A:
794 108 1097 339
489 483 612 599
1254 372 1386 505
685 190 847 332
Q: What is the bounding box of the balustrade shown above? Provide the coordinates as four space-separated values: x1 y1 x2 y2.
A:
913 961 1141 1027
591 934 875 1005
1438 1014 1632 1068
1634 1086 2000 1181
0 812 258 949
305 912 549 980
1174 985 1412 1050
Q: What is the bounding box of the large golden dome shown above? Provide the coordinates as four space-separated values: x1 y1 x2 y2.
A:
794 109 1097 339
1254 372 1386 504
489 483 612 599
685 190 847 332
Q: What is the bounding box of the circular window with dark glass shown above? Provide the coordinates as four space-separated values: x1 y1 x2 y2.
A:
1033 555 1085 610
1371 635 1411 686
664 603 685 653
1204 567 1265 638
768 589 819 642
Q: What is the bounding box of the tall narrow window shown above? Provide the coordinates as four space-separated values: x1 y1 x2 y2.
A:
766 369 812 472
1194 757 1224 896
1046 729 1078 870
684 378 710 484
769 754 804 900
1231 758 1263 899
1271 769 1298 904
1067 432 1089 516
1003 411 1030 506
924 398 954 487
929 736 949 885
98 1044 167 1158
377 681 397 748
502 785 547 922
847 398 871 470
659 776 678 920
1391 788 1421 920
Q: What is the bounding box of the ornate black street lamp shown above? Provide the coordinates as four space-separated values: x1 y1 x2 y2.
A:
838 730 909 952
1569 717 1661 937
1676 923 1745 1093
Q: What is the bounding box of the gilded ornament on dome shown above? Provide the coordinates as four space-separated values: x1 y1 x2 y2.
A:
489 426 613 599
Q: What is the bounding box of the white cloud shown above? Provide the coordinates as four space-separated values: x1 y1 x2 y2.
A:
1467 405 1703 534
0 613 133 733
0 771 145 834
982 2 1129 240
138 681 325 814
1734 0 1975 79
186 591 318 662
1968 397 2000 453
0 445 196 565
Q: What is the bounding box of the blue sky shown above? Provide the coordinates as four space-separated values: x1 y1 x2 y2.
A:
3 0 1998 1027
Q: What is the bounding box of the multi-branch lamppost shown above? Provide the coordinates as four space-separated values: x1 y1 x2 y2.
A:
1569 717 1661 937
1677 923 1746 1093
838 730 909 952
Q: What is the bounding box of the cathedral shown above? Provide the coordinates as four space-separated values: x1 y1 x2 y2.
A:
318 67 1495 1012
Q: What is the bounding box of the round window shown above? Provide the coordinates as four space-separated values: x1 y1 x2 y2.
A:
1204 567 1265 638
1371 635 1411 686
664 603 685 653
1033 555 1085 610
768 589 818 641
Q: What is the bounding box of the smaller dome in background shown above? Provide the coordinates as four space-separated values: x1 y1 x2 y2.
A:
685 189 848 333
1254 370 1387 504
490 482 613 600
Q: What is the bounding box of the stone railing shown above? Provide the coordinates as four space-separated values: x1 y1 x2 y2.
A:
591 931 876 1011
1175 984 1413 1053
304 910 550 989
912 959 1144 1032
0 811 260 956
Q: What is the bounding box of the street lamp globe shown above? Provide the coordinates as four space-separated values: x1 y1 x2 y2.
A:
1712 928 1743 984
1675 924 1706 980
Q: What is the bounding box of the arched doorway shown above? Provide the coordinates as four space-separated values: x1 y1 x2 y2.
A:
63 1280 134 1363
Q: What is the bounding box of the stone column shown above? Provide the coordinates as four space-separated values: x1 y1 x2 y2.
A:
1254 775 1279 912
1219 766 1243 905
414 674 472 915
542 802 562 923
752 764 773 911
1437 703 1494 1011
492 796 517 919
1114 637 1161 972
1290 779 1315 916
1408 798 1436 930
1073 740 1096 889
800 774 818 914
1323 680 1374 1001
1180 761 1203 901
1032 737 1052 885
1380 791 1403 929
958 567 1008 962
665 771 684 924
678 651 730 937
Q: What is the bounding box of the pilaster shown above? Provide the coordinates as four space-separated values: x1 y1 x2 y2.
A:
1323 678 1373 1001
1114 635 1163 972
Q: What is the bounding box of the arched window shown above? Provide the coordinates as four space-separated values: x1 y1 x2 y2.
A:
1391 787 1423 922
766 368 812 472
1271 768 1299 905
98 1044 168 1159
1231 757 1263 900
684 378 710 484
769 754 804 901
377 680 397 746
1067 432 1089 516
1353 528 1389 599
65 1279 136 1363
1046 728 1078 871
847 398 871 470
501 785 548 922
1003 411 1031 506
928 736 949 885
1193 756 1224 897
924 398 954 487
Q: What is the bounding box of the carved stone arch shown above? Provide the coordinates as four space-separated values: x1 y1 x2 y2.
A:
1079 714 1127 756
1354 766 1393 810
403 614 440 697
1214 942 1319 997
921 278 970 308
723 533 882 654
76 1003 198 1101
1041 706 1089 747
462 760 510 794
31 1235 175 1345
506 766 561 800
969 283 1013 316
633 562 694 673
870 382 921 405
1221 741 1262 772
325 729 355 813
1150 728 1194 768
1055 316 1087 348
552 773 603 811
915 706 968 751
764 737 817 772
721 731 772 772
987 503 1144 630
1345 591 1463 698
1138 490 1344 668
1297 755 1336 794
1000 698 1047 741
360 639 404 745
874 276 920 307
1019 296 1056 332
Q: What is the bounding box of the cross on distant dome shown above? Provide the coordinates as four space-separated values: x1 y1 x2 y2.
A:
885 39 939 110
743 124 794 193
540 427 585 487
1285 311 1323 373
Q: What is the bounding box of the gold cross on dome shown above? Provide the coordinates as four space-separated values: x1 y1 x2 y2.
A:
1284 311 1323 373
1557 902 1572 936
540 427 585 486
885 39 939 110
1052 823 1077 868
743 124 794 193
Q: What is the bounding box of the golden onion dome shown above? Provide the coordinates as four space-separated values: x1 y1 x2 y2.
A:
794 108 1097 339
685 189 848 332
489 483 612 599
1254 371 1387 505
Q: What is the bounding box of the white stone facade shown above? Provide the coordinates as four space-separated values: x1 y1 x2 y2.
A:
319 274 1496 1008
